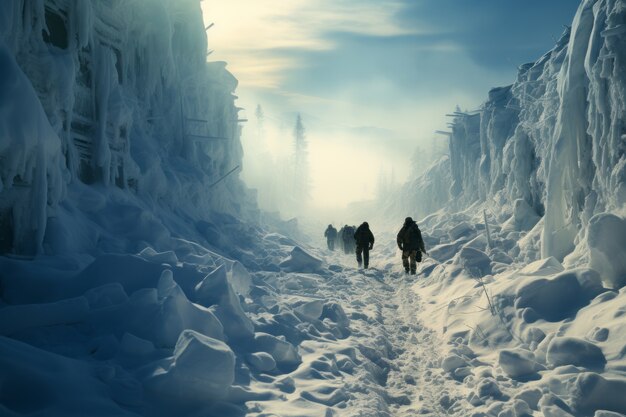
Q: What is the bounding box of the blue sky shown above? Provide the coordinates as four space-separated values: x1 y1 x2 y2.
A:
201 0 580 207
202 0 578 133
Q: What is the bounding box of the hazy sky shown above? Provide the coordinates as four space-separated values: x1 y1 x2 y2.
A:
201 0 579 209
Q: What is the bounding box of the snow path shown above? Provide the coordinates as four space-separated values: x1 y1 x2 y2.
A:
247 245 472 416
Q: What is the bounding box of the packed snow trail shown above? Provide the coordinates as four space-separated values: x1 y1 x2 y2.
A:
245 236 473 416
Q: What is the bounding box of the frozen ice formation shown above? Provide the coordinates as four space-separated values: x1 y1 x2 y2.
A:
0 0 256 256
400 0 626 285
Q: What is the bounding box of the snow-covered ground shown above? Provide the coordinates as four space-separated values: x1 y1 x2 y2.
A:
2 217 626 416
1 0 626 416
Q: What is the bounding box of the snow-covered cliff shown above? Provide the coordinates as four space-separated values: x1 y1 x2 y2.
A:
0 0 256 256
419 0 626 288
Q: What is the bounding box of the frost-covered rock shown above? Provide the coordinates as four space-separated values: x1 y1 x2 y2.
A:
546 337 606 369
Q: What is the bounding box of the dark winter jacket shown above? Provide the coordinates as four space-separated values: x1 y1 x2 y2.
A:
354 223 374 247
342 226 355 242
396 221 425 252
324 226 337 240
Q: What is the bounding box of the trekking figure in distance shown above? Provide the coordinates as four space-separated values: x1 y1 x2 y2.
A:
324 224 338 251
354 222 374 269
396 217 426 275
341 225 354 254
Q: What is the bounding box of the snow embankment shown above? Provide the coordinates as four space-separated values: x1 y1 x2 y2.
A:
0 228 338 416
410 206 626 416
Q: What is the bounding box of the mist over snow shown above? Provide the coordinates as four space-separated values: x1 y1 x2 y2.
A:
1 1 626 417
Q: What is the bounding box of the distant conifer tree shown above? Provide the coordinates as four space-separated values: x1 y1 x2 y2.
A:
292 113 310 206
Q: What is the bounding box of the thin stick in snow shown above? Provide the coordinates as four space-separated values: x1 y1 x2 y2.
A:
209 166 240 188
483 209 493 250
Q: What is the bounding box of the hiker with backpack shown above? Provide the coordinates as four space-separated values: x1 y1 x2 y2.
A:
396 217 427 275
354 222 374 269
341 225 355 254
324 224 338 251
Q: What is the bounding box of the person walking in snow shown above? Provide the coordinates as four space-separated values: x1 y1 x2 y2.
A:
324 224 338 251
354 222 375 269
396 217 426 275
341 225 355 254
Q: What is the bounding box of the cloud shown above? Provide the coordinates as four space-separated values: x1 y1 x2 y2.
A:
203 0 581 208
393 0 579 69
201 0 420 89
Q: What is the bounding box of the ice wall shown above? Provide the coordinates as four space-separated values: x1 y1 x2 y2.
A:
0 0 256 255
419 0 626 286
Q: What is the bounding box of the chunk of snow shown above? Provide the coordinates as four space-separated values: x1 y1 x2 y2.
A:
498 348 542 379
84 283 128 309
571 372 626 415
518 257 564 276
253 332 301 370
475 377 503 399
514 387 543 410
246 352 276 372
515 268 605 321
145 330 235 401
448 222 476 240
119 333 155 356
294 300 325 322
454 247 492 276
588 213 626 289
441 354 468 373
0 296 89 336
138 247 179 265
194 264 254 340
279 246 323 272
546 337 606 369
503 199 541 233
